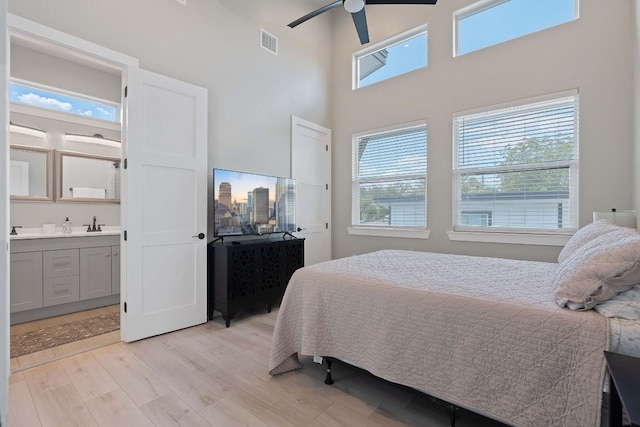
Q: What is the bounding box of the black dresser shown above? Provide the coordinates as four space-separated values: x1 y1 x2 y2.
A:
208 238 304 327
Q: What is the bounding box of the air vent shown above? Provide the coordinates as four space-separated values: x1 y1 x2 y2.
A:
260 29 278 55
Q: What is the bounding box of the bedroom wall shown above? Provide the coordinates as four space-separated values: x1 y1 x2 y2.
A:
8 0 334 230
330 0 635 263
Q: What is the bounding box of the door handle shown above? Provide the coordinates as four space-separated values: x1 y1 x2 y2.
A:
297 227 305 232
192 232 205 240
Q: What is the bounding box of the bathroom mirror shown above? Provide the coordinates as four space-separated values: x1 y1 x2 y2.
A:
9 144 54 201
56 150 121 203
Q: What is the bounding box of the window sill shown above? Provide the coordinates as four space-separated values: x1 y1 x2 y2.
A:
447 230 571 246
347 226 430 239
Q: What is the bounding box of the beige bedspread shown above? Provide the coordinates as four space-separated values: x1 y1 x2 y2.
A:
268 250 609 427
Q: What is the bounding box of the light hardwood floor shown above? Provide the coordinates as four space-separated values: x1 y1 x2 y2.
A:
9 307 509 427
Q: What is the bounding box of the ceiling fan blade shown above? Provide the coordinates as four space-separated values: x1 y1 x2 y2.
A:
365 0 438 4
351 8 370 45
288 0 343 28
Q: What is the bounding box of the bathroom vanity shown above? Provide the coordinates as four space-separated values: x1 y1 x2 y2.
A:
9 228 121 324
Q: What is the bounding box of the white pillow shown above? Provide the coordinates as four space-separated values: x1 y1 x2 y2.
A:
554 226 640 310
558 219 620 264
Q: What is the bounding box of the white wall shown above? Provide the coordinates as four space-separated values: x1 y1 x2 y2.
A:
331 0 635 262
8 0 334 238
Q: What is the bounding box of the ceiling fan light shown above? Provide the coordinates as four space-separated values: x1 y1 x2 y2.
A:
344 0 365 13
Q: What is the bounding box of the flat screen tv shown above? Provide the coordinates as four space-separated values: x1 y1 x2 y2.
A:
213 168 296 237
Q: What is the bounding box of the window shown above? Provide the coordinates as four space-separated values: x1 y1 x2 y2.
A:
354 26 427 89
351 121 427 232
455 0 577 56
452 91 578 235
10 80 119 123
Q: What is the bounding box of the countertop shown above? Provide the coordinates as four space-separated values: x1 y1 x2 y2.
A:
10 226 121 240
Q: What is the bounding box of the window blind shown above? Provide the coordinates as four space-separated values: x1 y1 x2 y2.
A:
453 93 578 232
352 122 427 228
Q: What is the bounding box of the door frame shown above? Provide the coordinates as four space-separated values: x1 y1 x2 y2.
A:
1 2 9 425
4 15 137 346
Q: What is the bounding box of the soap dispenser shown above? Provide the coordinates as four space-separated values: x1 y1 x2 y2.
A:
63 217 72 234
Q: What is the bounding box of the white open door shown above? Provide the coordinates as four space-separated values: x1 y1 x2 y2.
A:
291 116 331 266
121 67 208 342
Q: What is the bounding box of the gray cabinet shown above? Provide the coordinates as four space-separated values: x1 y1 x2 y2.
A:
10 252 43 313
80 247 112 300
111 246 120 295
10 234 121 323
43 249 80 307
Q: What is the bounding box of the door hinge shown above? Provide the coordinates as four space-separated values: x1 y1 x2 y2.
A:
326 223 329 229
124 230 127 241
124 86 128 98
124 158 128 169
124 302 127 313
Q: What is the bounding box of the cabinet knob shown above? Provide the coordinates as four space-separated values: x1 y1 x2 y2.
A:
192 232 205 240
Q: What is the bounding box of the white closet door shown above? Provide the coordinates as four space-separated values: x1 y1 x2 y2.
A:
291 116 332 266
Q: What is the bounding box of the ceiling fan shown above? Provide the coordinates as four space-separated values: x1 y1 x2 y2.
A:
288 0 438 45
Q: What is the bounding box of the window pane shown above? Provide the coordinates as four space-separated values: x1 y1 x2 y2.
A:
358 179 426 227
457 0 576 56
460 169 571 229
358 32 427 88
453 93 578 232
10 82 118 122
457 103 576 169
352 122 427 229
358 127 427 179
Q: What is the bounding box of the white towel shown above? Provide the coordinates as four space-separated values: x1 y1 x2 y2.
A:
72 187 106 198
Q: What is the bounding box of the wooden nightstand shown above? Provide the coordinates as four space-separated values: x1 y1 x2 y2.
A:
604 351 640 427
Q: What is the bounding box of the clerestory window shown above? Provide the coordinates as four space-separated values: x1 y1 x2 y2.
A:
455 0 578 56
10 80 119 123
354 26 427 89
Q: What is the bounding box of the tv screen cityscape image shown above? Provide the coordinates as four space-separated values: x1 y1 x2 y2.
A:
213 169 296 236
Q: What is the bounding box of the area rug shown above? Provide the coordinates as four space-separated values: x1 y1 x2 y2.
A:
11 312 120 359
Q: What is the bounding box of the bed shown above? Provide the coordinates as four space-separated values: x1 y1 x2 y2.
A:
268 220 640 427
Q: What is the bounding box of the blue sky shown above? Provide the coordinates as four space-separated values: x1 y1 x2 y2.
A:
10 82 118 122
361 0 576 86
214 169 278 202
458 0 576 55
